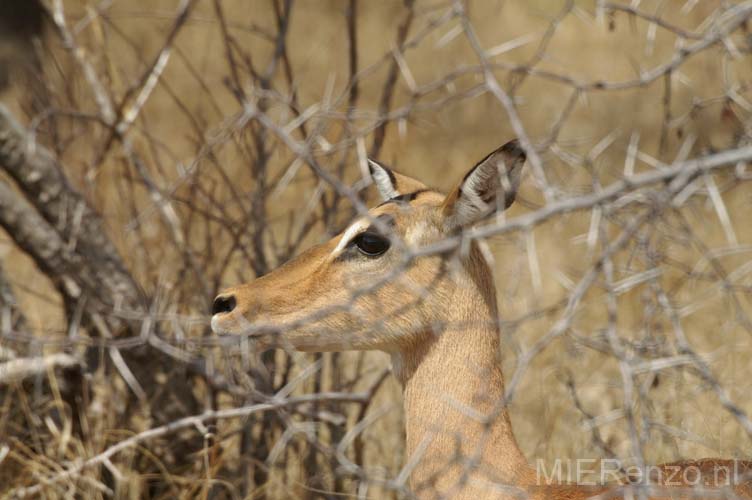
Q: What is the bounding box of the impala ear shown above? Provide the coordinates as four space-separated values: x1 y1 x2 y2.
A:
368 158 429 201
368 159 399 200
442 139 526 229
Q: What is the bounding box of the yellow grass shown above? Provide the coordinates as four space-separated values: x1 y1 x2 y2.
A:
1 0 751 497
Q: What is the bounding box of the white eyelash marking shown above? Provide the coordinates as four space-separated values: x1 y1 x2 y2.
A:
333 218 370 255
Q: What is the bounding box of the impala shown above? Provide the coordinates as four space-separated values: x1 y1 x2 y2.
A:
211 140 751 499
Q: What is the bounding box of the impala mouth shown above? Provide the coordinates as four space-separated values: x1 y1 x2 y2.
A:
210 314 232 335
210 313 281 340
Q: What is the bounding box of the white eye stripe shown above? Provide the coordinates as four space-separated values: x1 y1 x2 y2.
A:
332 218 370 255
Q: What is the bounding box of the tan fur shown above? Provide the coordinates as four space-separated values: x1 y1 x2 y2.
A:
390 168 430 195
212 154 751 499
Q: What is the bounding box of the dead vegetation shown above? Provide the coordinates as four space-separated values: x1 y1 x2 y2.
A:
1 0 752 498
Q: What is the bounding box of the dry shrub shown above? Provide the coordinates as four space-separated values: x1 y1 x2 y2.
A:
0 0 751 498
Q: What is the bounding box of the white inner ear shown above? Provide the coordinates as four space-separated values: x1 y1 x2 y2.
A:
368 159 399 200
449 151 522 229
450 166 495 228
462 169 491 212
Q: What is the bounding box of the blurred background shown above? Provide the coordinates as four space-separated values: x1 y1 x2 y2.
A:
1 0 751 498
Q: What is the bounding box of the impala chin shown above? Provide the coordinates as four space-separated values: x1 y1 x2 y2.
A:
210 310 270 340
209 314 230 335
210 312 241 336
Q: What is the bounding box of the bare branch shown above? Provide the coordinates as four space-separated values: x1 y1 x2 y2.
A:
0 353 80 386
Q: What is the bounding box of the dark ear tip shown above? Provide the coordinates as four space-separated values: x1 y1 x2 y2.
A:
500 139 526 161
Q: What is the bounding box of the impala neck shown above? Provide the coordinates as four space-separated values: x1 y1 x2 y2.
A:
392 257 533 497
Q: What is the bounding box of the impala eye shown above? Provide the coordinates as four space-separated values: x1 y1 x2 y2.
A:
352 232 390 257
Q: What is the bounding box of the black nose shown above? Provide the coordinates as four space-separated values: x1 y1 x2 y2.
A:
212 295 236 315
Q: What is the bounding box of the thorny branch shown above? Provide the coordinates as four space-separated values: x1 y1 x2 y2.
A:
1 1 752 498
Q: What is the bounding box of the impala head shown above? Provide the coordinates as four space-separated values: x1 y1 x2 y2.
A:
211 140 526 352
